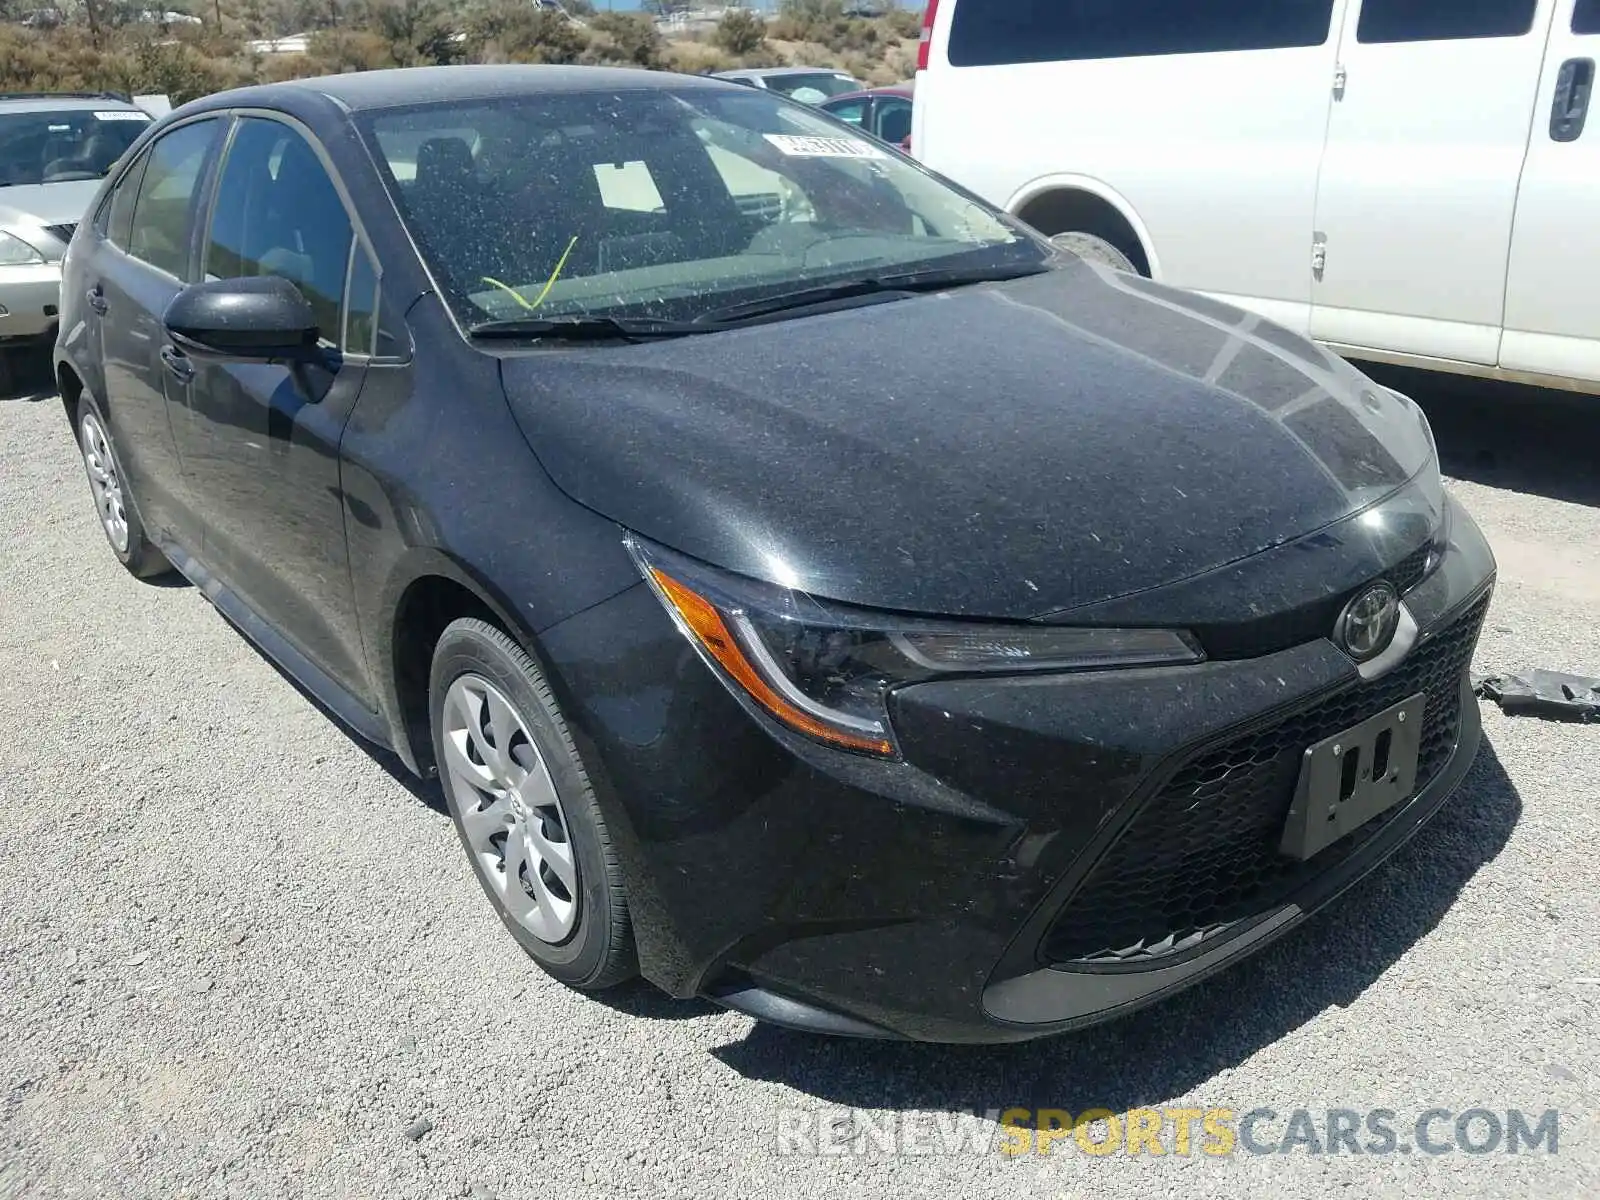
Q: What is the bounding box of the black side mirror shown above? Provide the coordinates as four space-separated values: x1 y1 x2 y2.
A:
163 276 321 362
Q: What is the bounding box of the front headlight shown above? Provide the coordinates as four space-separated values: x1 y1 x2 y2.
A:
628 537 1204 758
0 231 44 266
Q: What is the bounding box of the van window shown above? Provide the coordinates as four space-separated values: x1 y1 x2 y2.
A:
1575 0 1600 33
946 0 1336 67
1356 0 1538 44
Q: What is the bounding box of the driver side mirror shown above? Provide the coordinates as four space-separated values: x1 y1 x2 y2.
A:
163 276 321 362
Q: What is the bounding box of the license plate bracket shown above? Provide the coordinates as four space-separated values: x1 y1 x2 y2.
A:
1280 692 1427 861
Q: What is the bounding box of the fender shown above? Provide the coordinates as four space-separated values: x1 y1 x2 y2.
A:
1003 173 1163 281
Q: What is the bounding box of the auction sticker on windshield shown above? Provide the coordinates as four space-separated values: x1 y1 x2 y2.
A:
764 133 886 160
94 111 152 122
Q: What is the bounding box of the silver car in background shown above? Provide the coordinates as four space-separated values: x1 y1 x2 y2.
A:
0 92 153 350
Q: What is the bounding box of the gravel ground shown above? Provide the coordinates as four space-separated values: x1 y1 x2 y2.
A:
2 357 1597 1199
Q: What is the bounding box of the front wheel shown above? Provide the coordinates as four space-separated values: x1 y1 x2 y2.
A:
429 618 636 990
75 394 173 579
1049 231 1139 274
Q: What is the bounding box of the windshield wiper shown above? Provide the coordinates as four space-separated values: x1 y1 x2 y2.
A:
468 315 717 341
698 262 1050 326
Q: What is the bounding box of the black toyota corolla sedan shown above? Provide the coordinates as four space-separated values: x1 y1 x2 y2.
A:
54 66 1495 1043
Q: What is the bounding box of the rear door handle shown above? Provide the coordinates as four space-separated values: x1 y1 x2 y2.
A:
1551 57 1595 143
159 344 194 384
86 285 108 315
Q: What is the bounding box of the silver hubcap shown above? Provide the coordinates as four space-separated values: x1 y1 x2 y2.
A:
441 675 579 943
80 412 129 554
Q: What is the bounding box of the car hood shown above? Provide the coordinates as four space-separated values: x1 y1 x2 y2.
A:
498 259 1437 620
0 180 102 228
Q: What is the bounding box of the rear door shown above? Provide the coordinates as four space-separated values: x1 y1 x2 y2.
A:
88 116 223 549
1500 0 1600 382
1310 0 1557 363
171 114 376 704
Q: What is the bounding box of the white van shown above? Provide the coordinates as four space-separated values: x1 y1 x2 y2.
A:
912 0 1600 392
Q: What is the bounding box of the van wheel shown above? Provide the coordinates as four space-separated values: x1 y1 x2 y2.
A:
429 617 637 991
75 393 173 579
1049 231 1138 274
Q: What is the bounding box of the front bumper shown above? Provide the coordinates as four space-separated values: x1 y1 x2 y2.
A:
0 262 63 342
537 492 1496 1043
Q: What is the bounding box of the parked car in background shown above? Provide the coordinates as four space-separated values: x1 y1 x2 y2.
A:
819 84 914 150
56 65 1494 1043
913 0 1600 393
711 67 864 104
0 91 153 351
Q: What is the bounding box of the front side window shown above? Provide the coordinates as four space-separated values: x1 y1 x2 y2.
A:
126 119 219 279
361 87 1039 329
876 98 914 145
0 106 152 188
948 0 1336 67
204 117 354 344
1574 0 1600 33
1357 0 1538 43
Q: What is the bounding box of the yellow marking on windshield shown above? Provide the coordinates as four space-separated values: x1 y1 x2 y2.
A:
479 236 581 312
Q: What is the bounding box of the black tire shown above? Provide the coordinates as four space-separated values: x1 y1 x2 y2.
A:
1049 230 1140 274
429 617 637 990
74 390 173 580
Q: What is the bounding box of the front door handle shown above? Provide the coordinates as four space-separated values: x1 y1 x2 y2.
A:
1551 57 1595 143
159 344 194 384
86 285 108 316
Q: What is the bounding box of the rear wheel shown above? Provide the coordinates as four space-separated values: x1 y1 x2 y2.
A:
1049 231 1139 274
76 394 172 579
429 618 636 990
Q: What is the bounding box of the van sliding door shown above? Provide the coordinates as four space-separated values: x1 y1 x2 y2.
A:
1500 0 1600 383
1309 0 1558 364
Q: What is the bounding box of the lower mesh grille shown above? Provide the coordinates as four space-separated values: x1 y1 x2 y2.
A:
1042 593 1490 967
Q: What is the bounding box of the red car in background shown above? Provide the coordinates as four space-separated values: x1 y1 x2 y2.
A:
818 85 914 152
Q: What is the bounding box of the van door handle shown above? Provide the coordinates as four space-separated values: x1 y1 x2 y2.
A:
86 285 108 315
1551 57 1595 143
159 344 194 384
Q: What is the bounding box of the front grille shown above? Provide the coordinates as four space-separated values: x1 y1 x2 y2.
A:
1042 592 1489 967
44 222 77 246
1388 541 1435 595
1196 537 1437 660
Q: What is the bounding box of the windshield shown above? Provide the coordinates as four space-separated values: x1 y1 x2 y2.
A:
0 108 151 187
762 72 862 102
360 87 1046 329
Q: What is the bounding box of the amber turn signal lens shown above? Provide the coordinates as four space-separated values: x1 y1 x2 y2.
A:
648 568 896 756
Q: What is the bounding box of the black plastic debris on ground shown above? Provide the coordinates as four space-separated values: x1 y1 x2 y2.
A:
1475 671 1600 723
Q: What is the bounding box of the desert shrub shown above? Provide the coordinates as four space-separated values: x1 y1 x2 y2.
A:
585 11 661 67
713 7 765 56
462 1 590 64
662 39 731 74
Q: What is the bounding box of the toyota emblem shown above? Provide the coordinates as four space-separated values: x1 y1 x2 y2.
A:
1336 582 1402 662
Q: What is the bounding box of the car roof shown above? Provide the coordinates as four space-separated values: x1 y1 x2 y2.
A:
228 64 732 113
823 85 914 104
716 67 856 79
0 93 143 114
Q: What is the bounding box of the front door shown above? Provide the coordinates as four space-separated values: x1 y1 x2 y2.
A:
1310 0 1557 363
1500 0 1600 382
169 115 375 704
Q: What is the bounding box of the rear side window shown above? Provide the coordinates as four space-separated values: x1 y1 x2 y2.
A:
1357 0 1538 43
947 0 1336 66
102 151 148 249
126 118 219 278
1575 0 1600 33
